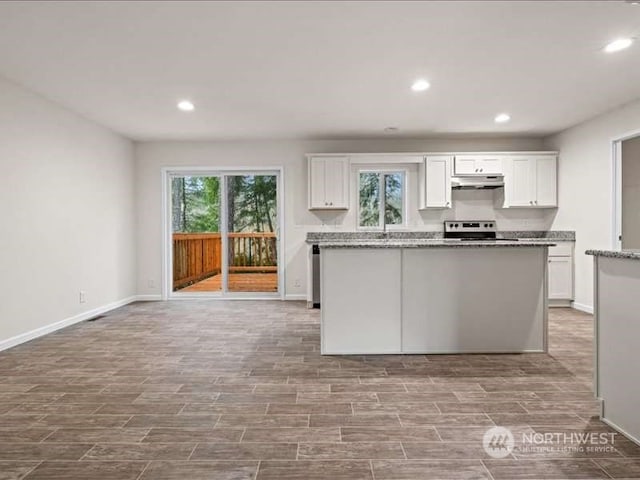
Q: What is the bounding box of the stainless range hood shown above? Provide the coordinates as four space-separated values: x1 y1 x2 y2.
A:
451 175 504 190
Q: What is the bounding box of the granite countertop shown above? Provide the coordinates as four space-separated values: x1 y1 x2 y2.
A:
307 230 574 244
586 249 640 260
318 239 556 249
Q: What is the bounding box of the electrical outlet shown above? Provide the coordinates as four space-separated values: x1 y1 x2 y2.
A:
293 278 301 288
148 279 155 288
79 290 86 304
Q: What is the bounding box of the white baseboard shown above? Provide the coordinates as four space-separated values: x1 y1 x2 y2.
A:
0 295 140 353
134 294 162 301
284 294 307 301
572 302 594 314
600 416 640 447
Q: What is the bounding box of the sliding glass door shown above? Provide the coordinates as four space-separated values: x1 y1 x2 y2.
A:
225 175 278 293
168 171 279 297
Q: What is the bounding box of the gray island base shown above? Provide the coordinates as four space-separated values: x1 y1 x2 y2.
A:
587 249 640 445
320 242 551 355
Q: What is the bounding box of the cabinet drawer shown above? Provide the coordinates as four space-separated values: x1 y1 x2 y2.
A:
549 243 573 257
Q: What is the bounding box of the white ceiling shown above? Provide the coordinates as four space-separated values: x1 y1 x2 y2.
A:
0 1 639 141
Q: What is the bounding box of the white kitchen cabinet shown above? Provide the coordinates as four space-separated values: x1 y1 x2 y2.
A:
535 156 558 207
419 155 452 209
548 242 574 306
499 155 557 208
454 155 503 175
308 156 349 210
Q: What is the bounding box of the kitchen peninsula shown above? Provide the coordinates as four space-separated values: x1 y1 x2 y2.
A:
587 249 640 444
310 230 555 355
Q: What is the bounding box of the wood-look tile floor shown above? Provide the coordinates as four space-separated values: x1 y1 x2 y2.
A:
1 303 639 479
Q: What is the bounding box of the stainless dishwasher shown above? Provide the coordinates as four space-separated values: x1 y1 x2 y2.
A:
312 244 320 308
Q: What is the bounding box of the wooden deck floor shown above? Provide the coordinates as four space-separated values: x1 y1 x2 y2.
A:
178 273 278 293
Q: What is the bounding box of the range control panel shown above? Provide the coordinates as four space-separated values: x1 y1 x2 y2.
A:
444 220 496 233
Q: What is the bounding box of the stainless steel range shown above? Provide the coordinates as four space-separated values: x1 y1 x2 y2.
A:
443 220 518 241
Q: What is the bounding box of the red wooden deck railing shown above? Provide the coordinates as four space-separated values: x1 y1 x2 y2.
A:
173 233 222 289
172 232 277 290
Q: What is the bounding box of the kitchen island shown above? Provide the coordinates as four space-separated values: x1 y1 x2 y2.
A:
317 238 553 354
587 249 640 444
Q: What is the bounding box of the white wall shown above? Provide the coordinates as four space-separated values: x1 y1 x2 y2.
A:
545 98 640 312
0 76 136 347
622 136 640 249
135 136 546 298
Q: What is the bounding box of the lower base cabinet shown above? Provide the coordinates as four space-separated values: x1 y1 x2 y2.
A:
548 242 574 306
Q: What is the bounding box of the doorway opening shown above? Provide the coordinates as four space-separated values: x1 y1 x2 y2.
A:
613 132 640 250
164 169 282 299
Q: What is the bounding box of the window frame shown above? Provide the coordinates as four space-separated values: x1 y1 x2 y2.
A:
356 167 408 231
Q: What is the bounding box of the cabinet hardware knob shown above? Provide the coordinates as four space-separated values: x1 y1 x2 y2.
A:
446 201 450 206
480 168 483 172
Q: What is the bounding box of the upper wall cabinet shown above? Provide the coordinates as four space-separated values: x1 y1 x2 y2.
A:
498 155 557 208
454 155 503 175
419 155 452 209
308 156 350 210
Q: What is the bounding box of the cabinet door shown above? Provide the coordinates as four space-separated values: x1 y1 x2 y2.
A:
308 157 327 209
535 156 557 207
477 157 503 175
509 157 535 206
324 157 349 208
424 156 452 208
454 156 477 175
548 256 573 299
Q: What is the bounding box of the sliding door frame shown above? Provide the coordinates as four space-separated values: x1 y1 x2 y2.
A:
161 166 284 300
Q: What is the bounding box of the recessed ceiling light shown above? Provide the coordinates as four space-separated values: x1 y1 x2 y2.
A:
494 113 511 123
177 100 195 111
604 38 634 53
411 79 430 92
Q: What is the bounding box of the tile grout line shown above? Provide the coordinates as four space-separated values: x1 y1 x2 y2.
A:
138 427 152 443
21 460 43 479
480 460 496 480
399 441 408 460
134 461 151 480
187 442 199 461
38 427 59 443
77 443 97 461
591 459 615 479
